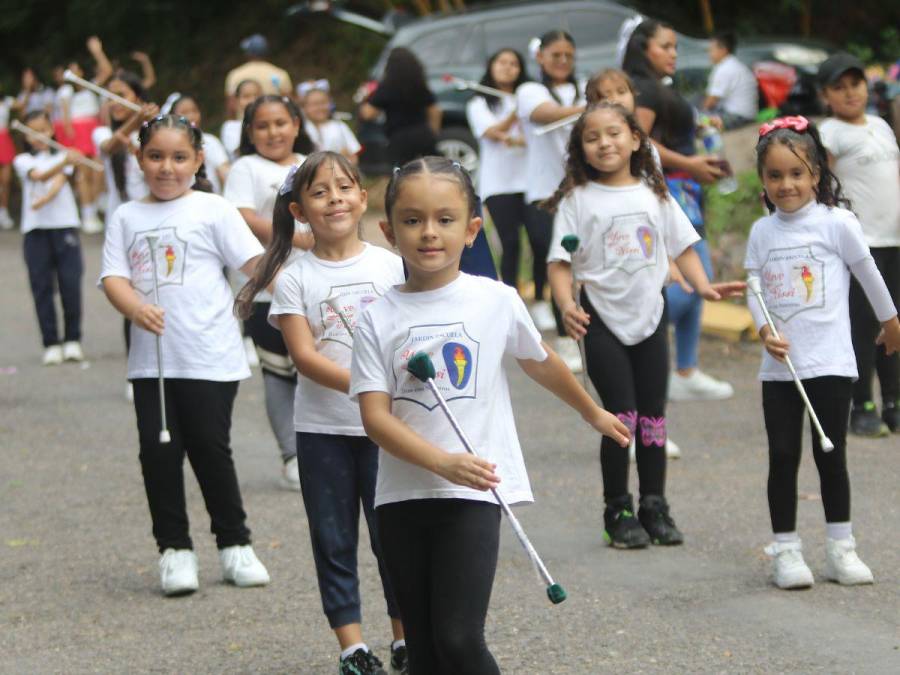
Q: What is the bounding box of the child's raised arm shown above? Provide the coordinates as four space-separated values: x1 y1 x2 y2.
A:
517 344 630 447
359 391 500 491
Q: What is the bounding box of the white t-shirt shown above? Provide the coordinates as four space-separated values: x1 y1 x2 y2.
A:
547 181 700 345
707 55 758 120
201 132 229 195
99 191 264 381
269 243 406 435
56 84 100 120
220 120 242 163
350 273 547 508
819 115 900 248
223 152 308 301
304 119 362 157
466 94 527 200
517 81 581 203
92 127 148 217
13 152 80 233
744 201 872 382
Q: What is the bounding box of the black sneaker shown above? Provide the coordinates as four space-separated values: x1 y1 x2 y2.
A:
882 401 900 434
389 643 408 675
339 648 387 675
850 402 889 437
638 495 684 546
603 494 650 549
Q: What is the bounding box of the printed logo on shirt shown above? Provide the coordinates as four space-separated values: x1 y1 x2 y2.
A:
760 246 825 322
319 282 380 349
127 227 188 296
601 213 658 274
393 322 480 410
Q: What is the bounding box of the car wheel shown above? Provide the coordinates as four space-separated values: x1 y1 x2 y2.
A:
436 127 480 175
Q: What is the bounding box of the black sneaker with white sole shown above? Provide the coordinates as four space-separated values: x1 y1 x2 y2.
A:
850 402 889 437
882 401 900 434
638 495 684 546
339 648 387 675
603 494 650 549
390 644 408 675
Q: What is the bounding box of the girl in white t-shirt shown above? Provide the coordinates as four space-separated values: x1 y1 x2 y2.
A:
100 114 270 597
300 83 362 164
516 30 586 368
221 79 263 162
13 111 86 365
350 155 629 674
466 48 529 292
169 94 231 194
224 94 313 490
744 116 900 590
546 103 743 550
237 151 406 674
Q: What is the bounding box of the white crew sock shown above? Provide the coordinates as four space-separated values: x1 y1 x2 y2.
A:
774 531 800 544
391 639 406 650
826 521 852 541
341 643 368 660
81 202 97 219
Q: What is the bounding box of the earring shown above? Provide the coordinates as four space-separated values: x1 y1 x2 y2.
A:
465 240 474 249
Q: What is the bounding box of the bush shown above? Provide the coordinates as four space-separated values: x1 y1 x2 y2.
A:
703 169 764 247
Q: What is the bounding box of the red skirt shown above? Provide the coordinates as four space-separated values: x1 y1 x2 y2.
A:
0 129 15 164
54 116 100 157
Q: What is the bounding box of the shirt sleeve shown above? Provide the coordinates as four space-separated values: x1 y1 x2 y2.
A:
516 83 552 121
222 158 257 210
12 153 34 181
98 208 132 285
546 194 577 263
835 209 874 266
92 126 112 157
818 120 843 158
338 121 362 155
349 310 390 399
706 62 730 98
268 265 307 328
203 134 229 171
505 288 548 361
662 195 701 258
57 84 74 101
214 198 265 270
466 97 495 139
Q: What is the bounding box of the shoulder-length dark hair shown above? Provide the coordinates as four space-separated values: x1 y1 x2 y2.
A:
380 47 433 106
238 95 313 157
537 30 579 104
478 48 530 113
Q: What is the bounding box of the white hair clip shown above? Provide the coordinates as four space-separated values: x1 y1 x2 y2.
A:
160 91 181 115
297 79 330 98
616 15 644 67
279 164 300 196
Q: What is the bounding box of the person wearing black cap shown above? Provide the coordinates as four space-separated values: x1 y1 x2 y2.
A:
819 52 900 437
224 33 293 100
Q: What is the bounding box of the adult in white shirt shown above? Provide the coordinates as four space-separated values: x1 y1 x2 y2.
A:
466 48 529 292
703 32 759 129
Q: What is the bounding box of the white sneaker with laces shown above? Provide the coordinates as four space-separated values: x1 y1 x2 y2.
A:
666 438 681 459
529 301 556 331
42 345 63 366
159 548 199 596
764 540 814 589
281 455 301 491
220 545 270 587
824 536 873 585
554 336 584 373
244 336 260 367
81 214 104 234
62 341 84 362
669 370 734 401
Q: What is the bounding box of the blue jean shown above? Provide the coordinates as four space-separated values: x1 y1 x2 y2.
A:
295 432 399 628
666 238 712 371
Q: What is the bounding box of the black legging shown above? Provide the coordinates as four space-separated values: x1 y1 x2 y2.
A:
377 499 501 675
524 201 566 335
762 376 853 533
850 247 900 407
582 293 669 501
484 193 527 289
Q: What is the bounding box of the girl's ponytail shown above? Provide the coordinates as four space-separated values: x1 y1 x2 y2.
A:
234 169 301 319
192 162 213 193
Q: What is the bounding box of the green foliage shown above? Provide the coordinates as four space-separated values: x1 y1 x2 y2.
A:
703 170 765 247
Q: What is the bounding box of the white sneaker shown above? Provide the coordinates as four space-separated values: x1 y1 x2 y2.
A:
669 370 734 401
244 336 259 367
220 545 270 587
764 540 814 589
0 207 13 229
81 214 104 234
555 336 584 373
281 455 301 491
824 536 873 585
159 548 199 596
62 341 84 362
42 345 63 366
529 301 556 331
125 381 134 402
666 438 681 459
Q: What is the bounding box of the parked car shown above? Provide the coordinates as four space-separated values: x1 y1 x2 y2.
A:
292 1 831 175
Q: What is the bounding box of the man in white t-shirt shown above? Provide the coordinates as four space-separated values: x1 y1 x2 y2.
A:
703 32 758 129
